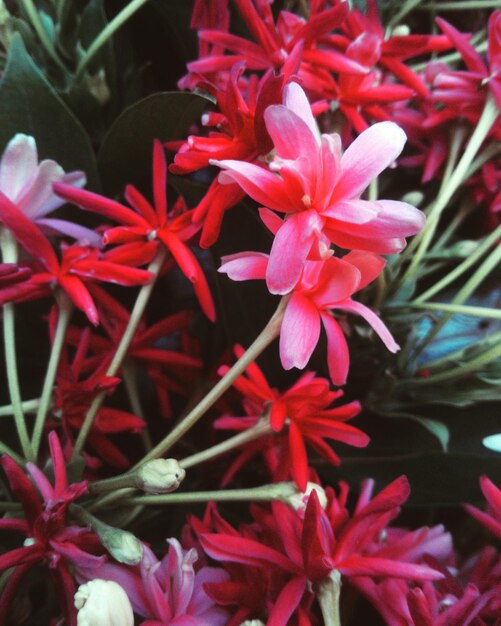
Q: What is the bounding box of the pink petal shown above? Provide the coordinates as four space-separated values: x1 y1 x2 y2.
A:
322 199 380 224
267 576 307 626
36 218 102 247
338 299 400 353
264 105 319 162
0 134 38 201
267 210 324 295
282 82 320 144
335 122 407 200
219 252 269 281
339 556 444 580
320 312 350 386
17 160 64 218
280 293 321 370
211 159 296 213
342 251 385 291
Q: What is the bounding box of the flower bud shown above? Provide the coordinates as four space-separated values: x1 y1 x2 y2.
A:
287 482 328 511
137 458 185 494
239 621 266 626
75 579 134 626
100 527 143 565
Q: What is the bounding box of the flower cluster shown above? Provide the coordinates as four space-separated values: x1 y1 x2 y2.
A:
0 1 500 625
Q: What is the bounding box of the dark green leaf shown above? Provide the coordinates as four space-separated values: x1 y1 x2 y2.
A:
98 91 212 194
0 35 99 188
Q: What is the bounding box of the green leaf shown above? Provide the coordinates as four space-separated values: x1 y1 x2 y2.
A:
98 91 213 194
0 34 99 188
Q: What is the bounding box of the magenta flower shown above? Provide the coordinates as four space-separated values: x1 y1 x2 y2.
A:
220 250 398 385
77 539 229 625
464 476 501 541
0 432 104 625
212 82 424 294
0 134 100 245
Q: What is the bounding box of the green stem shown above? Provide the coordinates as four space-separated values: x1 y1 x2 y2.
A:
386 0 423 30
415 221 501 302
21 0 67 72
412 243 501 358
125 482 298 506
31 292 73 459
133 296 288 468
88 471 140 495
71 250 166 461
1 229 33 460
392 125 467 274
432 200 474 251
418 0 501 8
75 0 151 81
0 441 25 465
393 302 501 320
317 570 342 626
395 96 498 292
180 418 272 469
0 398 39 417
122 360 152 451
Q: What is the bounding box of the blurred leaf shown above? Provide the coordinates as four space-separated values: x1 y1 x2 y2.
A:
0 34 99 188
381 409 450 452
98 91 212 194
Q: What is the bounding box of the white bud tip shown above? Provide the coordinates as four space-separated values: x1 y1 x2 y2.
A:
75 580 134 626
287 482 328 511
138 458 186 494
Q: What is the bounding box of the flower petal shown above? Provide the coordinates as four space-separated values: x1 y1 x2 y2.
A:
320 312 350 386
280 293 321 370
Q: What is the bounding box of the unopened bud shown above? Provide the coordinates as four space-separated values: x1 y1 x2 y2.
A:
391 24 410 37
239 621 266 626
287 482 328 511
401 191 424 207
100 527 143 565
75 579 133 626
137 459 185 494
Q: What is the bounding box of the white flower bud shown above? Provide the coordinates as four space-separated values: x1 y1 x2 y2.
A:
75 580 133 626
137 458 186 494
391 24 411 37
101 528 143 565
239 621 266 626
287 482 328 511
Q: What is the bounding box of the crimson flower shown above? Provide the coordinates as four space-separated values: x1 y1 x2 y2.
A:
216 351 366 489
0 433 105 625
430 12 501 121
54 140 215 321
213 82 424 294
464 475 501 541
0 262 32 288
0 192 153 325
200 477 443 626
220 250 398 386
65 289 203 420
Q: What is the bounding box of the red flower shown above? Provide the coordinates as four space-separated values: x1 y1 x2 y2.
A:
464 475 501 541
0 433 104 625
216 350 366 489
0 192 153 325
200 477 443 626
54 141 216 321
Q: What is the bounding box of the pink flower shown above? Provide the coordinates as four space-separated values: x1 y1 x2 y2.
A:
212 82 425 294
77 539 229 625
220 250 398 385
464 476 501 541
0 134 99 245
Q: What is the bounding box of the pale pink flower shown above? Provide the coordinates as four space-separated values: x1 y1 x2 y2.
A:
212 83 425 294
0 134 99 245
219 250 398 385
77 539 229 626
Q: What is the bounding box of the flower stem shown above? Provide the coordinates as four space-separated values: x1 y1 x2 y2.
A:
0 441 25 466
122 360 152 452
133 297 288 468
180 418 272 469
393 302 501 320
71 250 166 461
31 292 73 459
125 482 298 506
75 0 151 81
1 229 33 461
0 398 39 417
317 570 342 626
21 0 67 72
415 221 501 303
395 96 498 292
418 0 501 9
